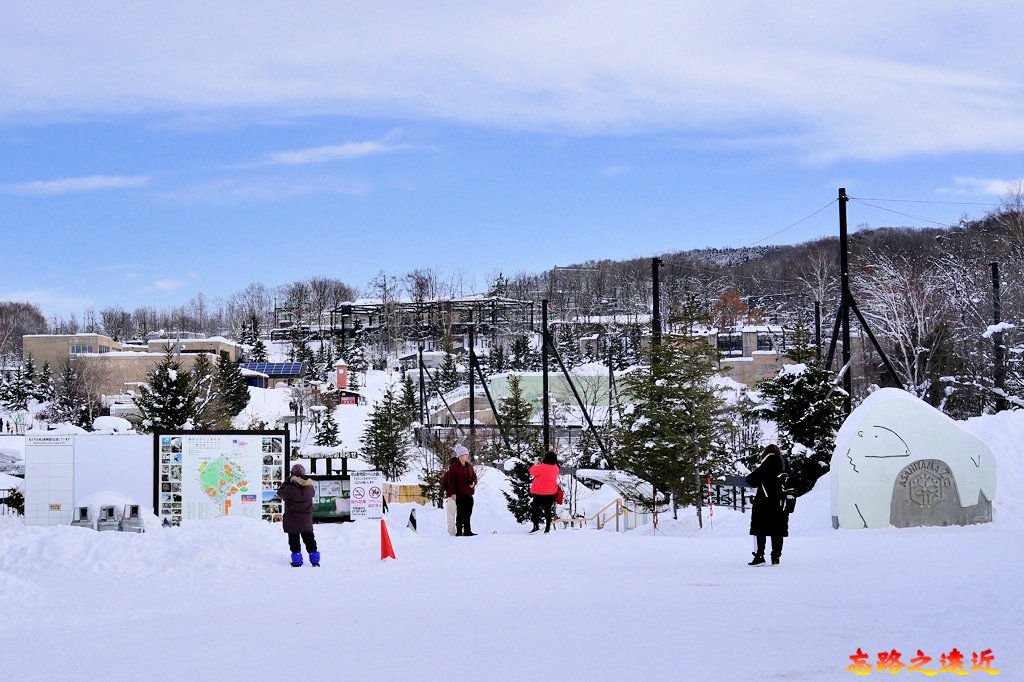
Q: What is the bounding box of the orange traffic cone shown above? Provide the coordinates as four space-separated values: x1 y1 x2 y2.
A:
380 519 397 560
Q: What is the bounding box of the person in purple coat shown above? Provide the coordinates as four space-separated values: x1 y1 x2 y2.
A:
277 463 319 567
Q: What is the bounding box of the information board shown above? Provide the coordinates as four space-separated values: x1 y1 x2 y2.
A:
310 476 351 522
349 471 385 520
155 431 288 525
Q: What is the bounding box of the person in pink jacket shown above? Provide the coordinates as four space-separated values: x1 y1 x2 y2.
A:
529 451 561 534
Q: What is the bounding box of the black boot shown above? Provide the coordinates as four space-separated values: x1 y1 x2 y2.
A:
748 552 766 566
529 523 540 534
463 530 477 536
771 556 780 565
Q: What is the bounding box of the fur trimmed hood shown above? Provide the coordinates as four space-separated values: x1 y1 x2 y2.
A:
290 475 314 487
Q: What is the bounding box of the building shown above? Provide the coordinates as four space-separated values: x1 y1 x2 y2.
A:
21 333 244 398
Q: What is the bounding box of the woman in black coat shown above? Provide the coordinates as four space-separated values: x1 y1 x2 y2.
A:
745 444 789 566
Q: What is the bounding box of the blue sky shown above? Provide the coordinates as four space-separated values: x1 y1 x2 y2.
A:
1 2 1022 318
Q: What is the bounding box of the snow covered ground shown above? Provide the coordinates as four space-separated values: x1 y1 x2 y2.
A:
2 410 1023 680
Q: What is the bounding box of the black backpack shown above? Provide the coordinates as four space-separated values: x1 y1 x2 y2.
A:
776 455 796 514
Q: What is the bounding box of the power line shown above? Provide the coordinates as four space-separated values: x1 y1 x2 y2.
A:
850 196 1000 207
744 199 837 247
850 199 954 227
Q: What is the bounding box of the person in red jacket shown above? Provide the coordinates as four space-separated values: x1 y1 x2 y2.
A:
529 451 561 534
445 444 477 536
277 463 319 567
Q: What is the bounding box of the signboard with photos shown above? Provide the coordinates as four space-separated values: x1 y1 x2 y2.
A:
153 430 289 526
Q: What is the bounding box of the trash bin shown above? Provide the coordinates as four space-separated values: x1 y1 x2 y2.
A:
71 506 94 530
119 504 144 533
97 506 119 532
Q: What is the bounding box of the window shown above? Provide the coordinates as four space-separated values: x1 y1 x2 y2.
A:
70 344 94 354
98 345 111 353
716 334 742 356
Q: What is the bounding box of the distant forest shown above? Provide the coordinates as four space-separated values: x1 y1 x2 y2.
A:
2 191 1022 417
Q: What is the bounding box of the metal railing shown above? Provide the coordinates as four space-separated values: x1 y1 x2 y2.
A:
0 488 22 516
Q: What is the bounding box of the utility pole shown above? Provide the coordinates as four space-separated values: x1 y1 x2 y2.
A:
541 299 550 452
814 300 822 365
468 323 476 456
417 344 426 438
651 257 663 348
992 262 1007 412
838 188 853 415
825 188 905 414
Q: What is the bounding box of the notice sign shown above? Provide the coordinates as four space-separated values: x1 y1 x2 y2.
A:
350 471 385 520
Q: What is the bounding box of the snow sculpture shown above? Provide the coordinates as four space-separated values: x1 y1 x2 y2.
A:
830 388 996 530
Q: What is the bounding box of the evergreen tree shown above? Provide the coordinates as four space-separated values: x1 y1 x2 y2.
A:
238 321 252 346
213 357 251 425
315 409 341 447
190 353 217 429
488 342 507 374
349 369 361 392
348 322 368 374
23 355 38 387
35 362 56 402
360 388 410 480
133 349 197 432
400 372 418 425
614 335 731 512
250 337 269 363
756 330 845 495
510 334 531 371
557 324 583 368
500 374 542 522
439 352 460 393
45 365 87 425
0 366 32 413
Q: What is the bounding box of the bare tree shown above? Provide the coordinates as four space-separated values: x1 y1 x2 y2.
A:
100 306 135 341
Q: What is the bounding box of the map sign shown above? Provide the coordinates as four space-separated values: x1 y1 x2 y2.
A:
155 431 287 525
350 471 385 520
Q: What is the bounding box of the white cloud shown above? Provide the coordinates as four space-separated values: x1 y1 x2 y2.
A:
2 175 150 196
155 176 371 205
0 4 1021 161
600 165 630 178
265 141 409 166
150 279 184 292
938 177 1024 197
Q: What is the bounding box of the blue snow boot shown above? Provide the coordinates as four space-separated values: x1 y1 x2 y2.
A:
290 552 303 567
309 551 320 567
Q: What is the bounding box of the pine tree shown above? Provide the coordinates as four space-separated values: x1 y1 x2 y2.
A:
439 352 460 393
400 372 418 425
510 334 531 371
133 349 197 432
190 353 217 429
0 366 32 413
315 409 341 447
250 337 269 363
349 369 361 392
361 388 410 480
23 355 38 387
45 365 86 425
214 357 251 425
488 342 507 374
557 324 583 368
500 374 542 522
348 323 368 374
756 330 845 495
238 321 252 346
614 335 731 512
35 362 55 402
